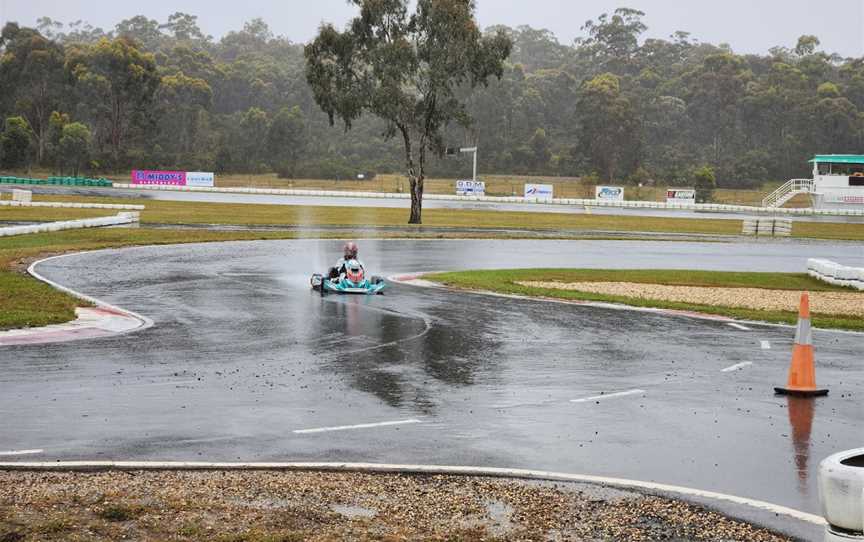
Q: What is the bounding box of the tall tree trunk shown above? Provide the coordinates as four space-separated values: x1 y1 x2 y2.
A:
409 175 423 224
400 126 423 224
112 96 123 171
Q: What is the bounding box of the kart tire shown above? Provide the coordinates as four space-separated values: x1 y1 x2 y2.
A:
311 274 323 291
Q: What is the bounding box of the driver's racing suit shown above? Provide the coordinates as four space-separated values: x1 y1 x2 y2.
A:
328 258 365 281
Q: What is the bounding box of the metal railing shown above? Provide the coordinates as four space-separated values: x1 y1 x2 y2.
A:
762 178 814 208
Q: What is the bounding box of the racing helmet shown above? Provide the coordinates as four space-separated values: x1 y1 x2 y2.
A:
343 241 359 260
345 259 364 282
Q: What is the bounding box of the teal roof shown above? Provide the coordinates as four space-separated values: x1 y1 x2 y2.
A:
809 155 864 164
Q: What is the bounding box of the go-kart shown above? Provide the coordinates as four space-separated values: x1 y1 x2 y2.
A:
310 259 386 296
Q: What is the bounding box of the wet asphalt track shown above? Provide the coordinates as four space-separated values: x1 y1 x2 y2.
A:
1 239 863 516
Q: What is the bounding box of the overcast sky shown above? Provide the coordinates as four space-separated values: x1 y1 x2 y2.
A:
2 0 863 57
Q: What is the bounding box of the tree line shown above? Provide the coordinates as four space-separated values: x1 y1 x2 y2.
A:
1 8 863 187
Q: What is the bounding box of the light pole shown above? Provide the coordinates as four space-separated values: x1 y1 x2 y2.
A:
459 147 478 182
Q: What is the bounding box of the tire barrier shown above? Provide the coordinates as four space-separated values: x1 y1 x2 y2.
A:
742 218 792 236
0 212 139 237
819 448 864 541
0 175 113 187
111 183 864 218
807 259 864 290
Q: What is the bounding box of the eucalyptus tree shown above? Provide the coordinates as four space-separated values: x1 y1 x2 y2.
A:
58 122 92 175
1 117 35 169
576 73 639 181
267 106 306 178
305 0 511 223
66 37 160 168
155 72 212 161
0 24 67 165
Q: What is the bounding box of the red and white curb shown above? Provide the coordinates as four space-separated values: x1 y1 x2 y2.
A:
0 306 147 346
0 461 825 526
0 254 152 347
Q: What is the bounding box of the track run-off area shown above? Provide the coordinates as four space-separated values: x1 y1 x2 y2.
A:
20 184 864 223
1 238 862 523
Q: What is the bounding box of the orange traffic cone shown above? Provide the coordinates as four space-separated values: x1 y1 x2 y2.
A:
775 292 829 397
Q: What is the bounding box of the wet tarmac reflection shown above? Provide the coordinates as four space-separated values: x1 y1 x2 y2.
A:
786 396 816 494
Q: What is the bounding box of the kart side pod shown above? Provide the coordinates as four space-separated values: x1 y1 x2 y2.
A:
310 273 385 296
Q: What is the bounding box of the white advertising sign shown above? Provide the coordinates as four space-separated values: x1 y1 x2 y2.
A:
524 183 554 200
595 186 624 201
456 180 485 196
185 171 215 187
666 188 696 204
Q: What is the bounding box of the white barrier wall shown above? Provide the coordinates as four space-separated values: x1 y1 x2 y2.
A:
808 258 864 290
11 189 32 202
0 200 144 210
0 212 140 237
112 183 864 217
819 448 864 540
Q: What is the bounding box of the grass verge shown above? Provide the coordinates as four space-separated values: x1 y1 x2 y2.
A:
7 193 862 240
428 268 864 331
2 193 749 235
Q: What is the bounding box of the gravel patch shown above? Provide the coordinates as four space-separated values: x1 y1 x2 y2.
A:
518 281 864 317
0 470 792 541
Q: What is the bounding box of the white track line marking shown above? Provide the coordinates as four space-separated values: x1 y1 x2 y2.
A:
727 323 752 331
760 341 771 350
294 419 422 434
721 362 753 373
570 389 646 404
0 449 44 456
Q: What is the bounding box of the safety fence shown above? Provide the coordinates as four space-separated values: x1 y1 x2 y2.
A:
808 259 864 290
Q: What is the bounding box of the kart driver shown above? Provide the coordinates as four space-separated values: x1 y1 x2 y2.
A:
328 241 363 280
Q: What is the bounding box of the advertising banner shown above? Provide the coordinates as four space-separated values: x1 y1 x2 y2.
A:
131 170 186 185
186 172 215 187
131 170 215 187
456 180 485 196
666 188 696 204
595 186 624 201
524 183 554 200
